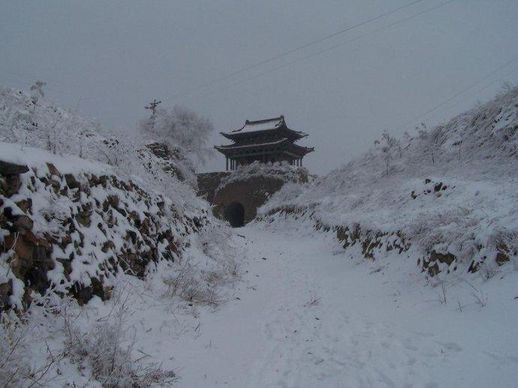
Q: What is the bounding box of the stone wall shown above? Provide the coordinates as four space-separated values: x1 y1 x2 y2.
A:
197 165 309 226
0 159 206 310
197 172 231 203
212 176 285 224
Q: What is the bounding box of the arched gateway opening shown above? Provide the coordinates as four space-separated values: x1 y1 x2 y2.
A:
224 202 245 227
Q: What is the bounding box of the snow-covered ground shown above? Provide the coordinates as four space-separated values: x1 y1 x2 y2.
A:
92 220 516 388
2 85 517 387
178 222 518 387
3 188 517 387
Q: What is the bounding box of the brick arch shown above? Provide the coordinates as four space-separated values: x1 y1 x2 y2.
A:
223 202 245 227
212 176 285 225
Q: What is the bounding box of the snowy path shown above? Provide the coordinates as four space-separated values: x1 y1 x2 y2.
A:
167 224 518 388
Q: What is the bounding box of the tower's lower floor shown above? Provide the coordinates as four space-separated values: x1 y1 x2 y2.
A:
225 155 304 170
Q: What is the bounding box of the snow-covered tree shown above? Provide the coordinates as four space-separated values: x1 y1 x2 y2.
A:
417 123 447 165
29 80 46 107
139 105 214 167
374 131 400 175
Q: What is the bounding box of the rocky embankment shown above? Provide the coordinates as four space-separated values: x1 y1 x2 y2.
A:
261 175 515 279
0 158 207 311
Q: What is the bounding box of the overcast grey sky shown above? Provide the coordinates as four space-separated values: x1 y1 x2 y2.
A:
1 0 518 174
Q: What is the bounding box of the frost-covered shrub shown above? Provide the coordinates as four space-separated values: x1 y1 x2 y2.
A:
64 296 176 387
0 305 59 388
194 223 241 284
0 85 101 156
0 314 32 387
374 131 401 175
162 223 239 307
162 261 218 306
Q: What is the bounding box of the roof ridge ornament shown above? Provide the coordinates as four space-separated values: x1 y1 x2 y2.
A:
232 115 284 133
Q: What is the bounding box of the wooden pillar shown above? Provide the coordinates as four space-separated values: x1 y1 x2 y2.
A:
226 157 228 171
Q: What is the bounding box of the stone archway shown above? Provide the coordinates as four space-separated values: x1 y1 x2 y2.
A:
224 202 245 227
198 172 308 226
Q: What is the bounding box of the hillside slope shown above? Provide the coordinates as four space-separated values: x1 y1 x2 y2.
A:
0 86 198 188
261 87 518 278
0 88 241 386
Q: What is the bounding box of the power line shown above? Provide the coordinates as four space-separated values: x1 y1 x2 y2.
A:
212 0 428 81
443 64 518 113
2 0 456 110
395 56 518 132
180 0 458 102
173 0 431 101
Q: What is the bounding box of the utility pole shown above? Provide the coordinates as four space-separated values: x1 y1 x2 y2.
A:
145 99 162 116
